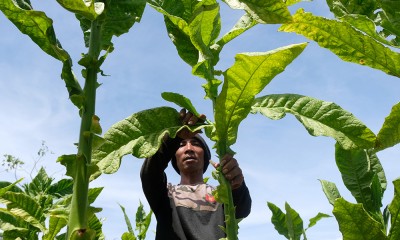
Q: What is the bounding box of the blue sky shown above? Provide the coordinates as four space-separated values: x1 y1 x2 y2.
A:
1 1 400 239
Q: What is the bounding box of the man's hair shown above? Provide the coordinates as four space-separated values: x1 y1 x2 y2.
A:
171 134 211 174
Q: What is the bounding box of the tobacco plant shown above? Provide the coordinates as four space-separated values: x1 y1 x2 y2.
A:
267 202 331 240
0 0 146 239
265 0 400 239
119 201 152 240
93 0 383 239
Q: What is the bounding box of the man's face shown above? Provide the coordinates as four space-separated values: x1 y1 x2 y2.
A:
175 138 205 174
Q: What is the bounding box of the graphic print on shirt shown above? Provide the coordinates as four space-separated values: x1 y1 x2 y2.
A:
168 183 220 212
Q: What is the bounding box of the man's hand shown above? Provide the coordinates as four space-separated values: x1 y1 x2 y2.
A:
177 109 206 139
213 154 244 190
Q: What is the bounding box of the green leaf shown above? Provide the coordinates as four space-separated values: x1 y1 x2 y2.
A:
212 170 230 204
88 187 103 204
284 202 303 240
335 144 385 213
119 204 134 235
0 179 23 196
0 0 83 108
43 216 68 240
215 43 307 151
214 13 257 51
149 0 199 65
0 0 70 61
376 102 400 151
23 167 52 196
0 208 29 230
56 0 104 20
56 154 77 179
1 192 45 231
78 0 146 50
339 14 399 48
2 228 32 240
136 201 152 240
88 214 104 240
326 0 377 17
267 202 289 238
333 198 387 240
251 94 376 150
306 212 332 230
388 178 400 240
380 0 400 45
279 9 400 78
233 0 292 24
319 179 342 206
122 232 137 240
161 92 201 117
188 0 221 59
48 179 73 198
93 107 206 174
222 0 291 23
164 16 199 66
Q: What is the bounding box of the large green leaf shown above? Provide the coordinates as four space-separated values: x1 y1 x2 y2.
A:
326 0 377 17
335 144 385 213
267 202 289 238
251 94 376 150
164 16 199 66
0 208 29 230
188 0 220 59
388 179 400 240
2 227 32 240
319 179 342 206
214 43 307 151
339 14 399 48
279 9 400 78
223 0 292 23
380 0 400 45
48 178 74 198
161 92 201 118
376 102 400 151
284 202 303 240
22 167 52 197
0 0 69 61
93 107 205 174
333 198 387 240
0 0 83 107
88 214 104 240
78 0 146 50
147 0 199 66
1 192 45 231
56 0 104 20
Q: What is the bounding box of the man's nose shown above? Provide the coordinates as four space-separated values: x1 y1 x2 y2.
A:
184 143 195 152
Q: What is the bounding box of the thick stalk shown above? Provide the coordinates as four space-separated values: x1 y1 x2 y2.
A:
67 19 101 240
216 142 238 240
206 55 238 239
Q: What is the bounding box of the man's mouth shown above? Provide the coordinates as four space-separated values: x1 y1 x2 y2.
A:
183 156 197 162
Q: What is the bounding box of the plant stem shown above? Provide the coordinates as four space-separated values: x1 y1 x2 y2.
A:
67 19 101 240
216 141 238 240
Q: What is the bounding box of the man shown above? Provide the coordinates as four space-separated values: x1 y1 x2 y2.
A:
140 109 251 240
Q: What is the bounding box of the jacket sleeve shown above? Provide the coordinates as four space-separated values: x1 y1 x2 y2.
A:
140 137 181 214
232 181 252 219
